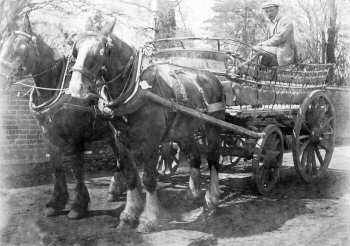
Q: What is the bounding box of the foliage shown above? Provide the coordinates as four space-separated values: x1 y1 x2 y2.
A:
205 0 268 44
0 0 155 54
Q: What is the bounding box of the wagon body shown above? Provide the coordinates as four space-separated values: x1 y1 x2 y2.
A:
142 37 336 194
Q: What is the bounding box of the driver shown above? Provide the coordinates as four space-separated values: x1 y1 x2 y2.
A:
253 0 298 67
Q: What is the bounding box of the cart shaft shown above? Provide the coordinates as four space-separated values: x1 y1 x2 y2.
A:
143 90 264 138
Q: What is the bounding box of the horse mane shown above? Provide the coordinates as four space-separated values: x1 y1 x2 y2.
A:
34 34 57 61
102 33 136 81
110 35 135 53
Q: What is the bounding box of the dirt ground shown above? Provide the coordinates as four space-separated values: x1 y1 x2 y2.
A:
1 148 350 246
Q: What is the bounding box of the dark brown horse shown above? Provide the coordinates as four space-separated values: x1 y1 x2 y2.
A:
68 21 225 232
0 14 128 219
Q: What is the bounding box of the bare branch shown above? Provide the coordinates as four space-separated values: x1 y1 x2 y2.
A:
118 0 156 13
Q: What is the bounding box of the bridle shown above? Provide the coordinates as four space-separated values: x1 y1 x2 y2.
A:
70 33 109 84
70 33 135 93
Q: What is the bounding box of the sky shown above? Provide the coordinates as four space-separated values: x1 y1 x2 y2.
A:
178 0 215 36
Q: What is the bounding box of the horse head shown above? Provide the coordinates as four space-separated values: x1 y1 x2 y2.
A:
68 20 135 101
0 13 42 88
68 20 116 99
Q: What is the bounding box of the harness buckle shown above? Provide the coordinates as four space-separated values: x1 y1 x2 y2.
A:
140 80 152 90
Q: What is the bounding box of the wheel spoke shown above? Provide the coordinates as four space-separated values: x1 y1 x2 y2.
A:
310 148 317 175
271 138 281 149
314 147 325 167
262 150 281 161
305 146 313 174
320 117 335 131
300 143 309 168
318 142 330 152
321 130 334 137
306 106 319 127
315 102 327 122
300 140 310 153
298 135 309 141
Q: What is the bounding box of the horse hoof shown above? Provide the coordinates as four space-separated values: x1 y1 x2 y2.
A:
67 209 88 220
44 207 59 217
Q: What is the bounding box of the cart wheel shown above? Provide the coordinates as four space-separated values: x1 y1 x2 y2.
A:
292 90 335 183
253 125 284 195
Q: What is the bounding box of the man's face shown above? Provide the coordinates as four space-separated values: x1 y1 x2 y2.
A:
263 6 279 22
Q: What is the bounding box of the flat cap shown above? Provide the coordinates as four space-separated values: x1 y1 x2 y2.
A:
261 0 280 9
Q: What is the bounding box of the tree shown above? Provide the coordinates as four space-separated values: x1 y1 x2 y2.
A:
205 0 267 44
326 0 336 63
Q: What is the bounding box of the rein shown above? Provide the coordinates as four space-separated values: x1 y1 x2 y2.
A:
15 80 68 91
97 49 146 110
14 58 68 92
29 57 69 112
102 55 134 85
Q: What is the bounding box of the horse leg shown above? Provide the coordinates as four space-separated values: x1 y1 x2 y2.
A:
44 144 69 217
204 126 222 212
107 132 127 202
107 123 143 230
137 147 167 233
116 148 143 230
186 139 202 200
107 169 127 202
67 151 90 219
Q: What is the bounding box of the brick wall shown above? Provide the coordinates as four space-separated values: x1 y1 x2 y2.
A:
0 86 48 166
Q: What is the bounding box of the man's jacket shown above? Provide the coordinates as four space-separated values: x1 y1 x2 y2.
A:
262 15 298 66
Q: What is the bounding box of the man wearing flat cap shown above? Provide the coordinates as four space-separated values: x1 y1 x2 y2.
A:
253 0 298 66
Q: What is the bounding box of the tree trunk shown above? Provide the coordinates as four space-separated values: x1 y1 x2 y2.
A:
326 0 337 84
326 0 336 64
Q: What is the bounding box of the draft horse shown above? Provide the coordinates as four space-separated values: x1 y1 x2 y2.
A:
68 21 225 232
0 14 129 219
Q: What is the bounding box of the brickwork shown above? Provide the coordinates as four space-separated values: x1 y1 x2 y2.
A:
0 86 48 165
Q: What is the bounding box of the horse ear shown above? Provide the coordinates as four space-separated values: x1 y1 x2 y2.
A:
23 12 33 34
101 19 116 36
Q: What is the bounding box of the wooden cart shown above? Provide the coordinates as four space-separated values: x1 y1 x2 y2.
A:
142 37 336 194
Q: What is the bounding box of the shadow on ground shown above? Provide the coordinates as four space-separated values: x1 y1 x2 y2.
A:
1 163 349 246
